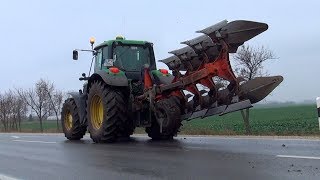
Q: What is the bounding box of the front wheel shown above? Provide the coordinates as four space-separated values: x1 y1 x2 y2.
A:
145 119 173 140
146 96 182 140
61 98 87 140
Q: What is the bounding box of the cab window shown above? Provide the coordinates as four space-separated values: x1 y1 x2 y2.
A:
112 45 151 71
95 49 102 70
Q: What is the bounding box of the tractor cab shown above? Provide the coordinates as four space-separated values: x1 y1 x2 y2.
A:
93 36 156 80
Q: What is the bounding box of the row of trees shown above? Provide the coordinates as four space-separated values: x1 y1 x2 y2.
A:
0 79 64 132
0 91 27 132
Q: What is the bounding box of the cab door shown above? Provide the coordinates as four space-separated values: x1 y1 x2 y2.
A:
94 48 103 72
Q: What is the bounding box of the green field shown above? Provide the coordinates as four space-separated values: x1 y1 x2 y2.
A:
1 120 62 133
180 104 319 136
1 104 319 136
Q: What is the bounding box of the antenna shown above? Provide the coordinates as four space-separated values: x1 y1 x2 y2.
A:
122 17 126 36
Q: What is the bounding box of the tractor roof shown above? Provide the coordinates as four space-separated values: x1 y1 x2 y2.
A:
94 36 151 50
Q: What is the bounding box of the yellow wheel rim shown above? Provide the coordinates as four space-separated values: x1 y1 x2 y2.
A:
90 95 104 130
64 111 73 130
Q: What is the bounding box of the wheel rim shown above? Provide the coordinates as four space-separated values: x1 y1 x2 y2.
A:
90 95 104 130
64 111 73 130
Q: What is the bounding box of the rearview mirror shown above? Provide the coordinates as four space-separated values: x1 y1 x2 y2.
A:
73 50 78 60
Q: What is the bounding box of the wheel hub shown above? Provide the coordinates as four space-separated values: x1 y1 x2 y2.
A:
90 95 104 130
64 111 73 130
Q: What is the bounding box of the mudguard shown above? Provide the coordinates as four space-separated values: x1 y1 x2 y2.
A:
151 70 174 85
90 70 128 87
68 92 87 125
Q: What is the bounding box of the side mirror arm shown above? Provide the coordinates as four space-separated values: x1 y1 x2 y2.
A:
72 49 96 60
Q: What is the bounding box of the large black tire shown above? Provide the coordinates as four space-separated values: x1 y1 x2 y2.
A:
146 96 182 140
87 81 130 143
61 98 87 140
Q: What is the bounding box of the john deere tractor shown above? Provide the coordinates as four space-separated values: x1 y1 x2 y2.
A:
61 20 283 143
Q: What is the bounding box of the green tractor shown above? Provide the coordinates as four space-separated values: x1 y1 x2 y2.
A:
61 20 283 143
62 36 178 143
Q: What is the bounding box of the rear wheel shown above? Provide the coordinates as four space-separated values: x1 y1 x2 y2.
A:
61 98 87 140
87 81 129 143
146 96 182 140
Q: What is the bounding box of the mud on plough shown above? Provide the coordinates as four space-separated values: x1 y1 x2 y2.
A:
146 20 283 123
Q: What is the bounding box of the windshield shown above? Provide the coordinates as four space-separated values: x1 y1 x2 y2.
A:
112 45 151 71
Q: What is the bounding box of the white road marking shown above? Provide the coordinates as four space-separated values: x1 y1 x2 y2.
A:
12 140 57 144
11 136 20 139
277 155 320 160
0 174 19 180
176 136 320 141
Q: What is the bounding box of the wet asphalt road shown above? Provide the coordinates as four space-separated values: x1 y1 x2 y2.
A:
0 133 319 180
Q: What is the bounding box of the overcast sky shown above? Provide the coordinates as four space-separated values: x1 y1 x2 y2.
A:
0 0 319 102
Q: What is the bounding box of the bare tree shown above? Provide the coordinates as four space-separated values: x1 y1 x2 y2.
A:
0 91 15 132
7 90 17 131
233 45 276 135
16 79 53 132
0 91 28 132
233 45 276 80
0 93 8 131
11 93 27 132
47 90 64 131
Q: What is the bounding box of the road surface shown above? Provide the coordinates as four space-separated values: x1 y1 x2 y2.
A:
0 133 319 180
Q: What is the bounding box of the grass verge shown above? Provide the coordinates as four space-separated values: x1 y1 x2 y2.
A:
1 104 319 136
